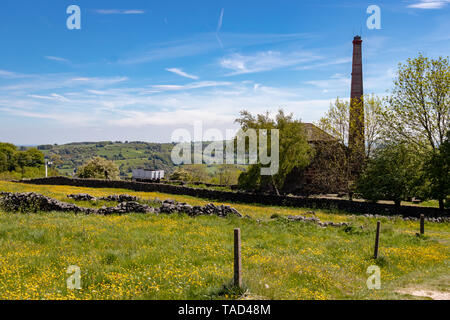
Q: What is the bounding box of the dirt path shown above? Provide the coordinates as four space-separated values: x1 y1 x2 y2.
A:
396 288 449 300
396 275 450 300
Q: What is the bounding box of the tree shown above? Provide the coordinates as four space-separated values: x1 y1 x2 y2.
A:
50 154 63 166
236 109 313 194
15 151 32 178
0 143 18 171
77 156 119 180
25 148 44 167
0 152 8 172
216 165 241 185
318 94 383 158
183 164 209 182
356 143 423 209
169 168 193 182
381 54 449 151
423 131 450 209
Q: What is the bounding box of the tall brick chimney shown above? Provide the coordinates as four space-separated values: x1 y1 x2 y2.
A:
348 35 365 176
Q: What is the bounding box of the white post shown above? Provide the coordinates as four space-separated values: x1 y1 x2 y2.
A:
45 160 52 178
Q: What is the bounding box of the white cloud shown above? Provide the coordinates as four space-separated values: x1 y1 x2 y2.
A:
0 69 31 79
27 94 70 102
0 76 335 132
94 9 145 14
220 50 320 75
295 57 351 70
216 8 225 48
407 0 450 9
45 56 71 63
69 76 129 86
166 68 199 80
304 67 395 96
150 81 232 92
305 74 351 91
217 9 225 32
117 32 313 65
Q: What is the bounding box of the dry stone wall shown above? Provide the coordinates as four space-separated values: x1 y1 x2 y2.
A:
0 191 243 218
17 177 450 218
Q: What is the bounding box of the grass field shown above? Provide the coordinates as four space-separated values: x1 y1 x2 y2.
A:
0 181 448 300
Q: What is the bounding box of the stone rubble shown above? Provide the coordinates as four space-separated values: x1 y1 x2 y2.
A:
159 200 243 217
98 194 139 202
67 193 139 203
361 213 449 223
67 193 97 201
285 212 449 225
97 201 155 215
1 192 96 214
287 214 349 228
0 192 243 218
1 192 447 223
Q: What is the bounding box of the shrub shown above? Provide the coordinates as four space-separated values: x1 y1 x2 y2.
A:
77 157 119 180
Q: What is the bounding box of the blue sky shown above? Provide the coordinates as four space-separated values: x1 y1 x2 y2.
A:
0 0 449 145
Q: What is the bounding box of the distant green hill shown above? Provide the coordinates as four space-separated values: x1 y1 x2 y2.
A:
38 141 176 178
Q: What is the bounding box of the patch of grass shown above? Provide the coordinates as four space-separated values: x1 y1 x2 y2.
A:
0 181 448 300
206 280 249 300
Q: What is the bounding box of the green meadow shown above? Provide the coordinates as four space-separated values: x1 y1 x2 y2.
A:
0 181 448 300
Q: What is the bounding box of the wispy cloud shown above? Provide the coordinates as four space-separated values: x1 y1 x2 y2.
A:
407 0 450 9
0 72 334 132
295 57 351 70
27 93 70 102
116 32 313 65
69 76 129 85
0 69 31 79
150 81 232 92
216 8 225 48
94 9 146 15
220 50 320 75
305 73 351 91
45 56 71 63
0 74 129 92
166 68 199 80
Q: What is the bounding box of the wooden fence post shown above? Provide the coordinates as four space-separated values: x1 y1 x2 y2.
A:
234 228 242 288
374 221 381 260
420 214 425 235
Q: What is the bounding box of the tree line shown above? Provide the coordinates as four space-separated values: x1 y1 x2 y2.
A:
0 143 50 178
235 53 449 209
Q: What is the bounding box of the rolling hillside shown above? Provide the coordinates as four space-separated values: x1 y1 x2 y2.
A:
36 141 246 182
37 141 176 177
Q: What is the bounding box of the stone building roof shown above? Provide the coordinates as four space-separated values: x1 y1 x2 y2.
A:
302 123 337 142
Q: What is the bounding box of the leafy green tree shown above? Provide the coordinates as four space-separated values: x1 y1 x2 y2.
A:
216 165 241 185
169 168 193 182
236 109 313 194
0 152 8 172
356 143 423 209
15 151 32 178
77 156 120 180
0 143 18 171
382 54 449 151
183 164 209 182
318 94 384 159
237 164 261 191
423 131 450 209
25 148 44 167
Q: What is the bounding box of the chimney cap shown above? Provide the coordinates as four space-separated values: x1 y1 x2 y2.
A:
353 35 362 44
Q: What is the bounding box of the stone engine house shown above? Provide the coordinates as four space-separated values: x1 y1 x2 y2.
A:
283 36 365 195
